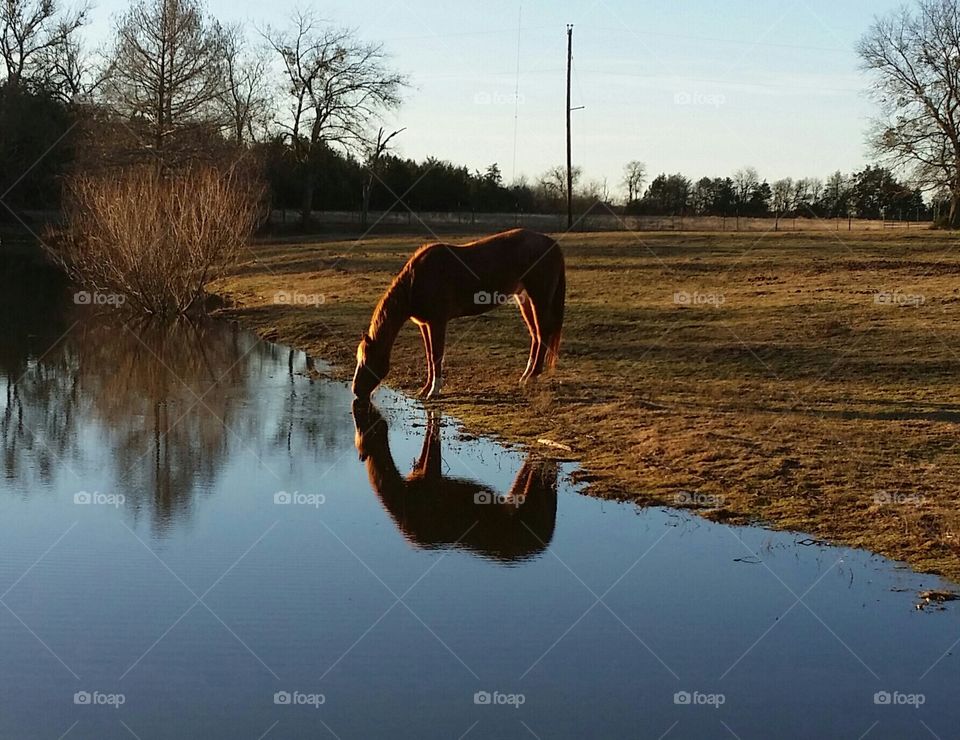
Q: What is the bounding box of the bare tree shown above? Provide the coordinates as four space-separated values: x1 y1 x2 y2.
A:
539 164 581 209
220 23 271 145
361 125 404 228
103 0 227 157
792 178 811 214
732 166 759 228
35 21 95 101
859 0 960 226
622 160 646 204
586 177 611 204
0 0 88 89
263 11 406 225
804 177 824 211
771 177 795 231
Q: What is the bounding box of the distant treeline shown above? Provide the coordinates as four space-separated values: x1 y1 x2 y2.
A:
256 149 935 223
624 167 929 221
0 82 933 225
0 0 937 227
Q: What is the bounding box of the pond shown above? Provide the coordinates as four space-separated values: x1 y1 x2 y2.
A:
1 266 958 739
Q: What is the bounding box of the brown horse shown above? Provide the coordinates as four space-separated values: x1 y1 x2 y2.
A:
352 228 565 399
352 400 558 562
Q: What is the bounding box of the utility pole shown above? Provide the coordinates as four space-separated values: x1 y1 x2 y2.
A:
566 24 573 229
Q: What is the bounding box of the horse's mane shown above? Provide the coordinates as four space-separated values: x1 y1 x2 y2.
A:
368 266 412 344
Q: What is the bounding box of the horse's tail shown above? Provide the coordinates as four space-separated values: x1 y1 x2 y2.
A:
546 249 565 370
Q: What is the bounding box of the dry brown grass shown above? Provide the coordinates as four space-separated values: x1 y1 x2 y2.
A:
212 228 960 581
49 166 262 315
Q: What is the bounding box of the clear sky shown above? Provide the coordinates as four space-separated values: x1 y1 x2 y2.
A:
84 0 901 195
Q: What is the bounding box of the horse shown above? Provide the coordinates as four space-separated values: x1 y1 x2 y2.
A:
352 228 565 399
352 400 558 562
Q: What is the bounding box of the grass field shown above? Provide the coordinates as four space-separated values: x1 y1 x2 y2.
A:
213 228 960 581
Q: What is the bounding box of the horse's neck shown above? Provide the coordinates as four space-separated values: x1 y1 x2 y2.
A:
368 278 411 354
364 441 405 497
369 316 404 354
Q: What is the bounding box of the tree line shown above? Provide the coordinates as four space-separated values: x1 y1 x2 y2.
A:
623 165 928 224
2 0 958 228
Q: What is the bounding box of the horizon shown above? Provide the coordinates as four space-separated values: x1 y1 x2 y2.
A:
80 0 901 197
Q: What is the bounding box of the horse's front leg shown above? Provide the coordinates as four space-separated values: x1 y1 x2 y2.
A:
424 321 447 399
416 321 434 398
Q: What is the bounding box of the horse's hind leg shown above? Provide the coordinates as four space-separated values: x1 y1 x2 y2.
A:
516 292 540 384
524 284 560 379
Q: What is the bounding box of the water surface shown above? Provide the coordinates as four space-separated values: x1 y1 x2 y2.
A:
1 269 958 739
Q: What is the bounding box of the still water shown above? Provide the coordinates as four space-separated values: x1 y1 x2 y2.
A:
1 268 959 739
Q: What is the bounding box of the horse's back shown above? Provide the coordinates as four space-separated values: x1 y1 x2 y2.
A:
405 229 562 321
467 228 558 260
410 228 558 276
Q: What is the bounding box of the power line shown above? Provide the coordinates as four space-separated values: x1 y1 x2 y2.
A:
511 4 523 184
566 24 573 229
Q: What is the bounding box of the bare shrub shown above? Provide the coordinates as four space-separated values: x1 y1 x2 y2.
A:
49 166 263 315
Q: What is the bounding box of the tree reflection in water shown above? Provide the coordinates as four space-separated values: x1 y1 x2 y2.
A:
0 269 346 534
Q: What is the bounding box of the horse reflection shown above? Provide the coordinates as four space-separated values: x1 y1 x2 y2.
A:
352 401 558 563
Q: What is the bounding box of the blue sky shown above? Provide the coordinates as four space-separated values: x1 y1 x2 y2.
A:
85 0 900 195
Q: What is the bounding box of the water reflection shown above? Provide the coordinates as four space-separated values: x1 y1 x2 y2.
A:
89 319 256 530
0 289 346 533
3 269 960 740
352 400 558 562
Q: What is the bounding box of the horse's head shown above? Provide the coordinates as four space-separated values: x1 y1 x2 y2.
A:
351 398 387 461
352 332 389 399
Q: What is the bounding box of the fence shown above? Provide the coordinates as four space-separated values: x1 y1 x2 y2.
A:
270 209 932 234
